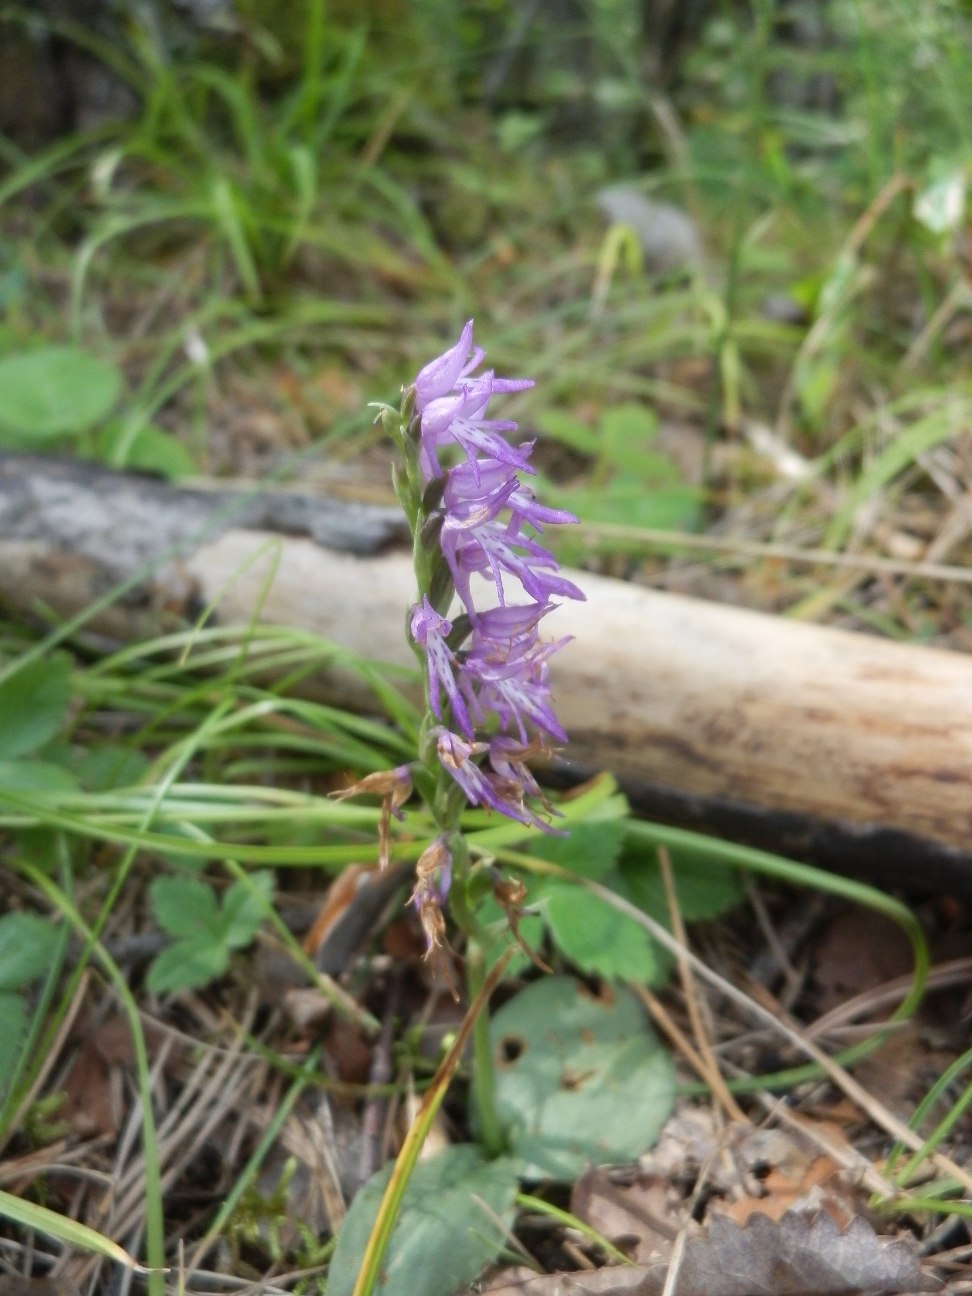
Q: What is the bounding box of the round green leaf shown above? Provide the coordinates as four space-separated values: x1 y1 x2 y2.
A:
0 346 121 439
93 421 196 479
328 1145 518 1296
490 976 675 1179
0 913 62 990
0 654 72 760
0 758 78 793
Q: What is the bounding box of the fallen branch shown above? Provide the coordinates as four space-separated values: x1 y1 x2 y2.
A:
3 453 972 886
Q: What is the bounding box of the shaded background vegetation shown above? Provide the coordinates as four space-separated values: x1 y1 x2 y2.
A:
1 0 970 639
1 2 972 1293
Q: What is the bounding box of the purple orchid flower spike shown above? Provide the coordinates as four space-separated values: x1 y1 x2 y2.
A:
404 320 584 828
343 320 582 968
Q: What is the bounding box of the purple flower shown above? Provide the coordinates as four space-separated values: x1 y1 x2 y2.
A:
409 595 473 737
407 321 584 828
419 379 535 484
413 320 481 413
461 628 569 746
443 519 585 611
488 736 561 822
434 728 551 830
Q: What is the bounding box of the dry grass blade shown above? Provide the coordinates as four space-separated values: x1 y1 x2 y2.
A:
656 846 747 1125
573 522 972 585
806 957 972 1041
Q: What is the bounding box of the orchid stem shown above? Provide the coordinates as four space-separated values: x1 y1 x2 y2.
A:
466 938 506 1157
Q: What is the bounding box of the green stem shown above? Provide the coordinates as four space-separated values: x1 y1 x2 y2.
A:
466 939 506 1157
351 952 512 1296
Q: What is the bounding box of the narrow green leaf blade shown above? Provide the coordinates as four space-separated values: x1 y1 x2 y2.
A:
0 1187 148 1270
0 991 27 1099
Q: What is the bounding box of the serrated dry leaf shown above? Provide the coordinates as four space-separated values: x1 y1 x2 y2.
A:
648 1210 942 1296
480 1211 942 1296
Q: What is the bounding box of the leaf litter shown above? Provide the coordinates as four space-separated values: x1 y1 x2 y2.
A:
6 844 972 1294
481 1209 941 1296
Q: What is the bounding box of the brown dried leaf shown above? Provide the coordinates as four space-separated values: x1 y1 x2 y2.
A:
479 1266 644 1296
812 911 911 1014
718 1156 847 1227
720 1122 859 1227
657 1210 942 1295
481 1212 942 1296
570 1170 681 1263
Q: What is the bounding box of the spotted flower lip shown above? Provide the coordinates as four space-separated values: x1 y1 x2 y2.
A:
418 381 535 484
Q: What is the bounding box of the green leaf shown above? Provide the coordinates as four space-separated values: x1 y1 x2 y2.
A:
93 421 197 480
497 821 648 980
599 402 659 468
0 758 79 792
74 743 150 792
0 346 121 440
527 819 627 880
573 477 700 529
146 940 229 994
544 876 666 983
490 977 675 1179
794 348 843 428
478 899 546 978
534 410 599 456
219 870 273 948
0 991 27 1100
327 1145 519 1296
0 913 62 990
0 1187 145 1269
150 876 220 941
0 654 72 759
619 845 745 923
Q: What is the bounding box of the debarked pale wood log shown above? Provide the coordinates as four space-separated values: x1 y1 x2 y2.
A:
3 453 972 883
